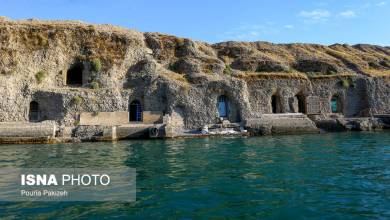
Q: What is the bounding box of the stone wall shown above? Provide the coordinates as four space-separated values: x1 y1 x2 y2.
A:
310 76 370 116
80 111 129 125
1 72 388 130
366 77 390 115
143 111 163 124
246 78 311 116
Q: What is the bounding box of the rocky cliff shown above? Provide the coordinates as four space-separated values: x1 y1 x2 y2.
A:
1 17 389 79
0 17 389 129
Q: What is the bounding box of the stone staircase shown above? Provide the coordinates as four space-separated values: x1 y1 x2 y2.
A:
206 121 244 135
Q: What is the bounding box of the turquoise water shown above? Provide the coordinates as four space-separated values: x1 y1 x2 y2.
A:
0 132 389 219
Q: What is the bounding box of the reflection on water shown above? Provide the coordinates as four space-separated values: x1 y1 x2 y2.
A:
0 132 390 219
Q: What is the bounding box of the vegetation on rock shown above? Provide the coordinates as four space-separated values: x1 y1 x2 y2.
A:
90 81 100 89
90 59 102 72
341 79 350 88
35 71 47 84
223 65 233 75
72 96 83 106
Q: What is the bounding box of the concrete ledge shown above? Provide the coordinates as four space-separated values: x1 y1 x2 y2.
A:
0 137 58 144
0 122 56 138
261 113 308 118
101 124 163 140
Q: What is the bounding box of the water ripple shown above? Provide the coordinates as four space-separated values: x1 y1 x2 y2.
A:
0 132 389 219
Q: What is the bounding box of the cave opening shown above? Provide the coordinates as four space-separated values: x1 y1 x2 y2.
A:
29 101 39 122
296 94 306 114
66 63 83 86
271 95 282 114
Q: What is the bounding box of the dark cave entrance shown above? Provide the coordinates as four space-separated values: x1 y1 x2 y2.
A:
271 95 282 114
29 101 39 122
66 63 83 86
296 94 306 114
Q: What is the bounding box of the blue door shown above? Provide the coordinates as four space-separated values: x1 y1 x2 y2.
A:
218 96 228 118
130 100 142 122
331 97 338 113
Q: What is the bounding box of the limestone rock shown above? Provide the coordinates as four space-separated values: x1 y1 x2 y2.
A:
0 18 388 132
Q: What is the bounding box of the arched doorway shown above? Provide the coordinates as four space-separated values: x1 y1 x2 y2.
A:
330 95 342 113
66 63 83 86
271 95 281 113
29 101 39 122
217 95 228 118
296 94 306 114
129 100 142 122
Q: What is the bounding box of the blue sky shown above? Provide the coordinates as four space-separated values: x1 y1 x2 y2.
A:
0 0 389 45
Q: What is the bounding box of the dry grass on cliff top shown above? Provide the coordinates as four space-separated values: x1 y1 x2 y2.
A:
235 72 308 80
307 72 357 79
159 69 191 93
0 17 140 37
2 17 390 79
0 17 144 68
362 69 390 77
159 68 189 84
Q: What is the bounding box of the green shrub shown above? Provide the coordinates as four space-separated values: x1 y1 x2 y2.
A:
72 96 83 105
341 79 350 88
90 59 102 72
90 81 100 89
35 71 47 84
306 72 317 78
73 120 80 126
223 65 233 75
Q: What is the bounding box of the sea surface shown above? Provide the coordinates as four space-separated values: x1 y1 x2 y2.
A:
0 132 389 219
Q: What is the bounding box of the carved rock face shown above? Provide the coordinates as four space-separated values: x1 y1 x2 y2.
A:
0 18 388 130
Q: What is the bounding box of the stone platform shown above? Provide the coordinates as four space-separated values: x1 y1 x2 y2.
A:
0 122 57 144
98 124 163 141
245 113 319 135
